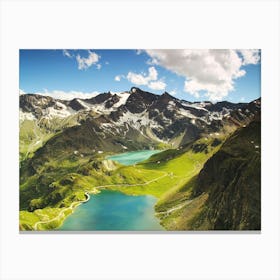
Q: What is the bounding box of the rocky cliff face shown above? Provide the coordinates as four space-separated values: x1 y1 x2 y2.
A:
190 115 261 230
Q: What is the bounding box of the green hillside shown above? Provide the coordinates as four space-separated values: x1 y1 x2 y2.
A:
156 117 261 230
19 133 223 230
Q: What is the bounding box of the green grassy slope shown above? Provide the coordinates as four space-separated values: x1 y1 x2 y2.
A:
19 133 223 230
20 119 53 161
20 113 81 161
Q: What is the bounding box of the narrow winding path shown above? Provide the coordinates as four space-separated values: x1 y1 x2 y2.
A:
156 200 192 216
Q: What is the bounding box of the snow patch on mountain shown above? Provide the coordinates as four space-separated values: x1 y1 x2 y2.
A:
74 93 131 115
177 108 197 119
114 92 131 107
180 101 209 112
167 101 176 110
43 102 76 119
20 110 36 122
77 100 91 110
115 110 161 132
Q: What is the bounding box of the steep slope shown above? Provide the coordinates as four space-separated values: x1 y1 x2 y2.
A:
23 115 159 176
191 116 261 230
157 115 261 230
19 91 131 160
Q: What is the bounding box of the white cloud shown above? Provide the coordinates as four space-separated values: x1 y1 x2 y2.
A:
115 74 127 82
62 49 73 58
115 75 122 82
170 90 177 96
126 66 166 91
76 50 100 70
184 79 230 100
127 66 158 85
29 89 99 100
145 49 260 101
148 66 158 81
238 49 260 65
63 49 103 70
115 76 121 82
146 57 159 65
148 80 166 91
127 72 149 85
127 66 161 86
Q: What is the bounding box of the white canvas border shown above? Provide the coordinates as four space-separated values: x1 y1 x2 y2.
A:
0 0 280 280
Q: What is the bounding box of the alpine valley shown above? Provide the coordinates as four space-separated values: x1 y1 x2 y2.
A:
19 87 261 231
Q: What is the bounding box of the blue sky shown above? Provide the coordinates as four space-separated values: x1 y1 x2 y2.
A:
20 49 261 103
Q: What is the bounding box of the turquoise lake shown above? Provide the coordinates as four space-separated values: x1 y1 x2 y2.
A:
59 150 164 231
107 149 161 165
59 190 163 231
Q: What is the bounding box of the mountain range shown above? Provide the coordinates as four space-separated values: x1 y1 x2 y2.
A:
20 87 260 155
19 87 261 230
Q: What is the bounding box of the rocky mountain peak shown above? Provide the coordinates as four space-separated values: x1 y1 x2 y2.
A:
125 88 159 113
104 94 120 109
161 91 177 101
68 98 86 111
20 94 56 112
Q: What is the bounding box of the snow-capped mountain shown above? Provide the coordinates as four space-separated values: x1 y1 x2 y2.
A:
19 87 261 159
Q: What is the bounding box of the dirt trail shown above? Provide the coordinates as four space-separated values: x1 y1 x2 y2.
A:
156 200 192 217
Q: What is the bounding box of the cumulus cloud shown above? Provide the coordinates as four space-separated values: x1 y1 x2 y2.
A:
127 66 158 85
76 50 100 70
126 66 165 90
145 49 260 101
238 49 260 65
127 72 148 85
149 80 166 90
148 66 158 81
28 89 99 100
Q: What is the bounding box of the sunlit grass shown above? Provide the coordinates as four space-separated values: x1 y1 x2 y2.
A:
19 135 224 230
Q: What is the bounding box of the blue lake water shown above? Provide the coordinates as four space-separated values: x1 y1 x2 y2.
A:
59 150 164 231
107 150 161 165
59 190 163 231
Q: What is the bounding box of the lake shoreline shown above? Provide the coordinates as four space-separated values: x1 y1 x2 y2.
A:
59 189 164 231
33 149 165 231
